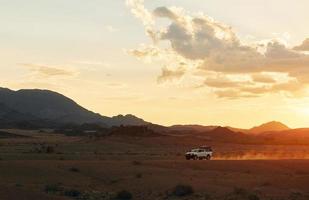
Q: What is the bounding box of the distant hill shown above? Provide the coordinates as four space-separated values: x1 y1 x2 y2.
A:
190 126 254 144
169 125 218 132
249 121 290 134
0 87 149 128
203 126 246 139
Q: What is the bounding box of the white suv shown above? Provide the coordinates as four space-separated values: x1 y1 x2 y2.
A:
185 146 213 160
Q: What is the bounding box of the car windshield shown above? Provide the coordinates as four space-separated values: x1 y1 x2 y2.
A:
191 149 199 152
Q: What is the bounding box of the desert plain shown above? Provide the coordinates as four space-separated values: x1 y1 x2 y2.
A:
1 129 309 200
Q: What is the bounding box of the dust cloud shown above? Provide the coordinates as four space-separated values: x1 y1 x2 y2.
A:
213 151 309 160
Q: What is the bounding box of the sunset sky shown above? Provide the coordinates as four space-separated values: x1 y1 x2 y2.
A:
1 0 309 128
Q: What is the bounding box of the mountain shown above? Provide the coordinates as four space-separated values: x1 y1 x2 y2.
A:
205 126 246 139
249 121 290 134
109 114 148 126
196 126 253 143
0 87 149 128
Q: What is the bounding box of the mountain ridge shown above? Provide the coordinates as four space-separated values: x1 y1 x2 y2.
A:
0 87 149 128
0 87 298 135
249 121 290 134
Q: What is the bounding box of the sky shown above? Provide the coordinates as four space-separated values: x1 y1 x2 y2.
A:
1 0 309 128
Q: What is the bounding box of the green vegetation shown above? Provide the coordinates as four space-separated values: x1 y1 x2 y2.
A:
44 183 63 194
64 189 82 198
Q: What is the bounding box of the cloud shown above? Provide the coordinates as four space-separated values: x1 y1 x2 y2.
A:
203 76 247 88
214 89 259 99
266 41 301 59
157 66 186 83
294 38 309 51
126 0 153 27
128 45 160 60
251 73 276 83
213 79 303 99
127 2 309 98
126 0 156 41
21 63 77 78
153 7 178 20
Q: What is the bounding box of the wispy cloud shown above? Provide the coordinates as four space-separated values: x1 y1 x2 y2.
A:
20 63 77 78
157 66 186 83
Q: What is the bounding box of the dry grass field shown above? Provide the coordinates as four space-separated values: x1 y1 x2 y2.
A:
1 129 309 200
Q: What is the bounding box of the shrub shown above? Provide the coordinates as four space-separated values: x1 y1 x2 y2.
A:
46 146 55 154
172 184 194 197
248 194 260 200
33 144 55 154
233 187 247 195
44 184 63 194
15 183 23 187
289 192 302 200
135 173 142 179
204 193 212 200
64 189 81 197
132 160 142 165
116 190 133 200
69 167 80 172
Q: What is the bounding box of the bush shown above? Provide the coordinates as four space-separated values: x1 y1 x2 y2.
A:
132 160 142 165
172 184 194 197
233 187 247 195
64 189 81 197
77 191 108 200
33 144 55 154
204 193 212 200
248 194 260 200
69 167 80 172
135 173 142 179
15 183 23 187
289 192 302 200
46 146 55 154
44 184 63 194
116 190 133 200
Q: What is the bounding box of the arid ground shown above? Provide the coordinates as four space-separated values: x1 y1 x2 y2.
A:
1 129 309 200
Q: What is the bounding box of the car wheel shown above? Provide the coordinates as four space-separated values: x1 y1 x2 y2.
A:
206 155 211 160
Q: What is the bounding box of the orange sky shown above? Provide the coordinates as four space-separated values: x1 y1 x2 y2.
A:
1 0 309 128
